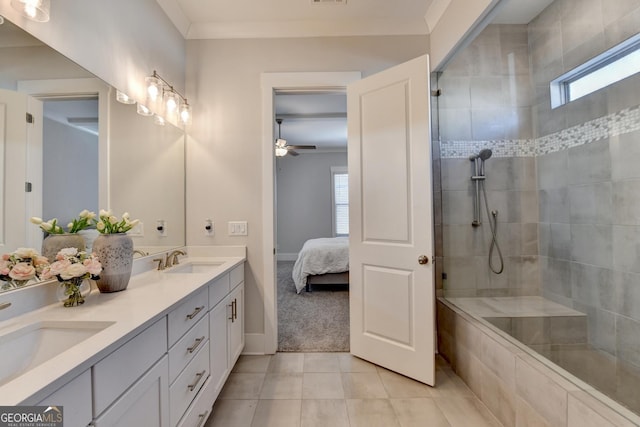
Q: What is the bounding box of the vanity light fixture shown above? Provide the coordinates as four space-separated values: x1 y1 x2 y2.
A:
145 70 192 126
116 90 136 105
10 0 50 22
153 114 166 126
136 103 153 117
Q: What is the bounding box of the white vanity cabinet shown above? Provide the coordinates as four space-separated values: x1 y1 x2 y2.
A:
92 318 169 426
208 263 245 400
36 370 92 427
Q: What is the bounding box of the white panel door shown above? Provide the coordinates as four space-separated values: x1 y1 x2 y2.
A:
348 55 434 385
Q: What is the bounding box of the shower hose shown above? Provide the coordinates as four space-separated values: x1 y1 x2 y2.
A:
481 180 504 274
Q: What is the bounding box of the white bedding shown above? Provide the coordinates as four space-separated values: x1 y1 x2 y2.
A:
292 237 349 293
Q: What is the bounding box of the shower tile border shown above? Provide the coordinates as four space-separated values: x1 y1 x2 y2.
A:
440 104 640 159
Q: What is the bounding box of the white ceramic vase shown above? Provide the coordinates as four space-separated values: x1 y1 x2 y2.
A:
92 233 133 293
42 233 86 263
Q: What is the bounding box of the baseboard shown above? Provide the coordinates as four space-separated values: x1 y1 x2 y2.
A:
243 333 268 355
277 253 298 262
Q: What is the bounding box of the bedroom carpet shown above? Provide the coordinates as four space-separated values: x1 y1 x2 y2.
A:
277 261 349 352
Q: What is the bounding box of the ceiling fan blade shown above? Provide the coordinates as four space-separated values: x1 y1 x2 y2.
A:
288 150 300 156
287 145 316 150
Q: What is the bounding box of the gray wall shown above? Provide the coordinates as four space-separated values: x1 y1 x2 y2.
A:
531 0 640 369
438 0 640 373
437 24 539 297
276 152 347 258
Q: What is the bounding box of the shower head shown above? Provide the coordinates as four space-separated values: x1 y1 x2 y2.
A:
478 148 493 161
469 148 493 162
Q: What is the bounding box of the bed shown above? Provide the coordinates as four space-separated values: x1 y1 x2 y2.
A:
292 237 349 293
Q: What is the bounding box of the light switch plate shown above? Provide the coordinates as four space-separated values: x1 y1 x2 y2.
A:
228 221 248 236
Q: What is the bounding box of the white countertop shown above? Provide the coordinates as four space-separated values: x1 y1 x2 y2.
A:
0 248 245 406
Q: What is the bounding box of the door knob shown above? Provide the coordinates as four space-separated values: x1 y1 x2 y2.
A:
418 255 429 265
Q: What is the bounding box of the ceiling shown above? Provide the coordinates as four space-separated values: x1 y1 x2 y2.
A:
157 0 556 40
156 0 434 39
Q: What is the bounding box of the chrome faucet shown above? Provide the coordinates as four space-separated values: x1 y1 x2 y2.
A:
165 250 186 268
133 249 148 258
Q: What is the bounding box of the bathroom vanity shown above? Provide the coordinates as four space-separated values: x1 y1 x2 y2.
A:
0 247 245 427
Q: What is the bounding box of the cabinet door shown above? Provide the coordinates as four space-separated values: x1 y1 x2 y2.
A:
209 299 229 399
228 283 244 368
93 356 169 427
36 370 92 427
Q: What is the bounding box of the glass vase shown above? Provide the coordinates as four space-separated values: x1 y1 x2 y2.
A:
57 278 91 307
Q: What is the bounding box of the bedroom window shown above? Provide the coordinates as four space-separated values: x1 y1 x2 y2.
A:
331 167 349 236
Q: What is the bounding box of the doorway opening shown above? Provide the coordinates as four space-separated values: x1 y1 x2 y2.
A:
274 90 350 352
42 97 99 227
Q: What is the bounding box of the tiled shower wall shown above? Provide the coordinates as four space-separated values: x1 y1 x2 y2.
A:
436 0 640 369
437 24 540 297
531 0 640 368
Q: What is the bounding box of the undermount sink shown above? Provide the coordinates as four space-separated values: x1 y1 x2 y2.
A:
0 320 114 386
164 261 225 274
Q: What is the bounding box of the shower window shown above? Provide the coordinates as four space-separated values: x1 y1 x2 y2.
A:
551 33 640 108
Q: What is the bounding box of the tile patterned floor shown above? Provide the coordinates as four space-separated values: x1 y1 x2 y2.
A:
205 353 502 427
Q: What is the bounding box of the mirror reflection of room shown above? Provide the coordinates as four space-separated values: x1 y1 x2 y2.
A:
0 18 186 292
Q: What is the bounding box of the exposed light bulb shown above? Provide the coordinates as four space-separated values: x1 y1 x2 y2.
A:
10 0 49 22
275 147 288 157
179 102 192 125
145 75 162 102
164 90 179 114
136 103 153 117
116 90 136 105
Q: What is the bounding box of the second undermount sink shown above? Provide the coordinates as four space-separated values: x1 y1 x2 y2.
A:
164 261 225 274
0 320 114 386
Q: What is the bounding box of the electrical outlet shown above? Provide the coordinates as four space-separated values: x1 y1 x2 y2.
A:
204 219 214 236
228 221 248 236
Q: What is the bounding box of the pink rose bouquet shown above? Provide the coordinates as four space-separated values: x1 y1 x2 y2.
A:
0 247 49 290
41 247 102 307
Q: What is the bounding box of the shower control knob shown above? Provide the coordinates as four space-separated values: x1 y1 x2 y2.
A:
418 255 429 265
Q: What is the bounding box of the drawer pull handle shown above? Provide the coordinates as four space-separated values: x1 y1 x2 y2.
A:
186 305 205 320
188 336 205 354
188 370 206 391
196 410 210 427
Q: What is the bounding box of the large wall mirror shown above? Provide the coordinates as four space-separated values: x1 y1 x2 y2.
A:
0 18 185 292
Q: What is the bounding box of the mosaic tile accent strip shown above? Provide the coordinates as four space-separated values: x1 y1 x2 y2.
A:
440 104 640 159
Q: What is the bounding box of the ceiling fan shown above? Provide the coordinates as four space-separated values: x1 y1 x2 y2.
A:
274 118 316 157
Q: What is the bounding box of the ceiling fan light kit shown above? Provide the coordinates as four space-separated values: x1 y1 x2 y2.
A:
274 118 316 157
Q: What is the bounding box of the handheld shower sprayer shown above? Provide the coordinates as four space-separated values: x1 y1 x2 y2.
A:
469 148 504 274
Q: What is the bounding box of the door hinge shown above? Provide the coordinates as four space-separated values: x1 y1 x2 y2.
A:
442 272 447 280
431 89 442 97
26 113 34 123
25 182 32 192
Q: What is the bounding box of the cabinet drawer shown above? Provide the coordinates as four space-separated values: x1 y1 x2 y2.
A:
93 317 167 416
37 370 92 427
170 343 210 427
168 288 208 347
230 264 244 289
208 273 229 309
176 376 213 427
169 313 209 384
